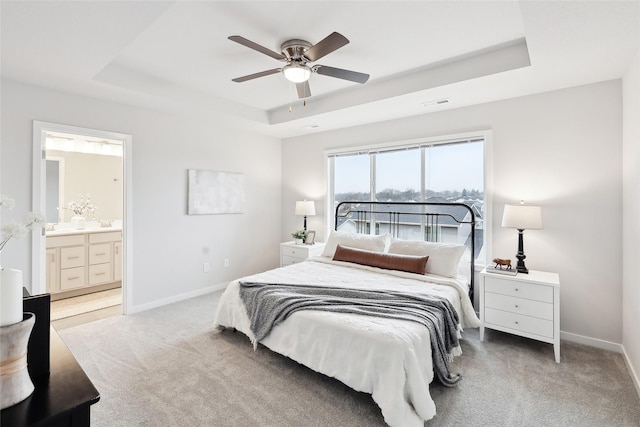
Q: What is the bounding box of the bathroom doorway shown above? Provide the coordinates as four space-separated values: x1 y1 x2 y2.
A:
32 121 133 326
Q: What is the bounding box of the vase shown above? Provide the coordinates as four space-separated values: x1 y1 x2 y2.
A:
0 312 36 410
71 215 86 229
295 238 303 245
0 268 23 327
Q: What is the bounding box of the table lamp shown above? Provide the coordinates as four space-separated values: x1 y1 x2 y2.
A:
295 200 316 231
501 202 542 274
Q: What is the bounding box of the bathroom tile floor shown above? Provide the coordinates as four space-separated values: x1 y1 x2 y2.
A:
51 288 122 330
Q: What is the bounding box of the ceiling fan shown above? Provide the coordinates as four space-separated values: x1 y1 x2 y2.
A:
228 32 370 99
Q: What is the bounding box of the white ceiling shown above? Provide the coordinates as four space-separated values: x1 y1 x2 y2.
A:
1 1 638 139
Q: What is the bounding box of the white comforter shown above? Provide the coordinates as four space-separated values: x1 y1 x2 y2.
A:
214 257 480 427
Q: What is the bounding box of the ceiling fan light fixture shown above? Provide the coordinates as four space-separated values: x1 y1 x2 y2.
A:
283 63 311 83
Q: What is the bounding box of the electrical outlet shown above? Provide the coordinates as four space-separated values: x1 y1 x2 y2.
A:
203 262 210 273
223 258 229 268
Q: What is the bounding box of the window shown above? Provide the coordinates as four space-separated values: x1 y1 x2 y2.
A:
327 133 486 261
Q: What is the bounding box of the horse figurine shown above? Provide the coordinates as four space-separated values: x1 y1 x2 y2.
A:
492 258 512 270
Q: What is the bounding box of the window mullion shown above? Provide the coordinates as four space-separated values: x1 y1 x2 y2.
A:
328 156 335 230
420 146 426 235
370 153 376 234
370 153 376 202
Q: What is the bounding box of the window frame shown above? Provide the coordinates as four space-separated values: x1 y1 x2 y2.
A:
325 130 493 267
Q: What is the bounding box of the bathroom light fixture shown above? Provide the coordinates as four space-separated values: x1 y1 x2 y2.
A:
501 202 543 274
46 137 123 157
295 200 316 231
283 63 312 83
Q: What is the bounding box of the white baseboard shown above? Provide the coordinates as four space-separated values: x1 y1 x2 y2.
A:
560 332 640 398
622 346 640 399
560 331 623 353
126 282 228 314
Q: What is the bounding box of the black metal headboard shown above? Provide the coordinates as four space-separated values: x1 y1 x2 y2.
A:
335 201 476 301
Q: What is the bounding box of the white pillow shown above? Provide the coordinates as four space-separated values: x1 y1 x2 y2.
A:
387 238 466 278
321 231 388 258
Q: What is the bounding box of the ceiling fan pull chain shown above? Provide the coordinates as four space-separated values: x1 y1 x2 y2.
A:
289 81 293 112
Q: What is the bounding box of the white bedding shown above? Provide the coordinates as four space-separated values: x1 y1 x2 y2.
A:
214 257 480 426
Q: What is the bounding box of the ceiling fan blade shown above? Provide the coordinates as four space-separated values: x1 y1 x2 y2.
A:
315 65 369 84
296 81 311 99
303 32 349 62
232 68 281 83
228 35 285 60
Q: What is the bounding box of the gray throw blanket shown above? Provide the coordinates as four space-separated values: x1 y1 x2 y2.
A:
238 281 463 387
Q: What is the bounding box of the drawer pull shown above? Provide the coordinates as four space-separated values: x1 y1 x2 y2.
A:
514 288 519 291
515 321 519 325
68 276 80 280
96 252 107 256
67 256 80 260
515 305 519 308
95 272 106 276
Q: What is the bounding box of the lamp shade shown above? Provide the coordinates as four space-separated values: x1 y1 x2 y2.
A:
295 200 316 216
501 204 542 230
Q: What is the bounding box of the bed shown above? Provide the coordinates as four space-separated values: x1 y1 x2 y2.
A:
214 202 481 426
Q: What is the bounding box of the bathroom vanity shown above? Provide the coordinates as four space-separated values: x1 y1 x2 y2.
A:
46 226 122 298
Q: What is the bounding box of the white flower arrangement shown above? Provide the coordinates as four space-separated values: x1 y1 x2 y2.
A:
0 194 46 252
65 194 97 217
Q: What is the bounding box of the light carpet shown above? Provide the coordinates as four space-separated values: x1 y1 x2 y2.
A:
51 288 122 320
58 291 640 426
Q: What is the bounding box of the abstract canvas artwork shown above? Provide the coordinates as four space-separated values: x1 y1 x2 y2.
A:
187 170 245 214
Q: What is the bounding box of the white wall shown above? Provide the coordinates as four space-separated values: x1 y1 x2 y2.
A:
0 79 282 310
622 48 640 393
282 80 623 345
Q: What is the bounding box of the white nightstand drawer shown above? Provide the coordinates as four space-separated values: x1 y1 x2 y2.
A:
485 292 553 320
282 245 308 258
281 255 303 266
485 307 554 338
484 276 553 303
280 242 326 267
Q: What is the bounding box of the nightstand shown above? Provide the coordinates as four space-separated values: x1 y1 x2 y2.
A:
280 241 325 267
480 268 561 363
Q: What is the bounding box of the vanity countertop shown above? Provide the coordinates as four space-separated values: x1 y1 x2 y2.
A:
46 226 122 237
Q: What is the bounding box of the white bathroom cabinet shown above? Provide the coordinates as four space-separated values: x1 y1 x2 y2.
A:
46 229 122 296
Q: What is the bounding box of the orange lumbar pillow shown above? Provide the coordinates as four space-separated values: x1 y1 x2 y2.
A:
332 244 429 275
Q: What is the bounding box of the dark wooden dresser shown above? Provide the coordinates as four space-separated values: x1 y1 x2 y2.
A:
1 292 100 426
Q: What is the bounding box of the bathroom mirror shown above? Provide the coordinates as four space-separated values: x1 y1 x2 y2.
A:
45 159 62 223
45 131 123 224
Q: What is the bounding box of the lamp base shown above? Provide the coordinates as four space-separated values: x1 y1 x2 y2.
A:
0 313 36 410
515 229 529 274
515 254 529 274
